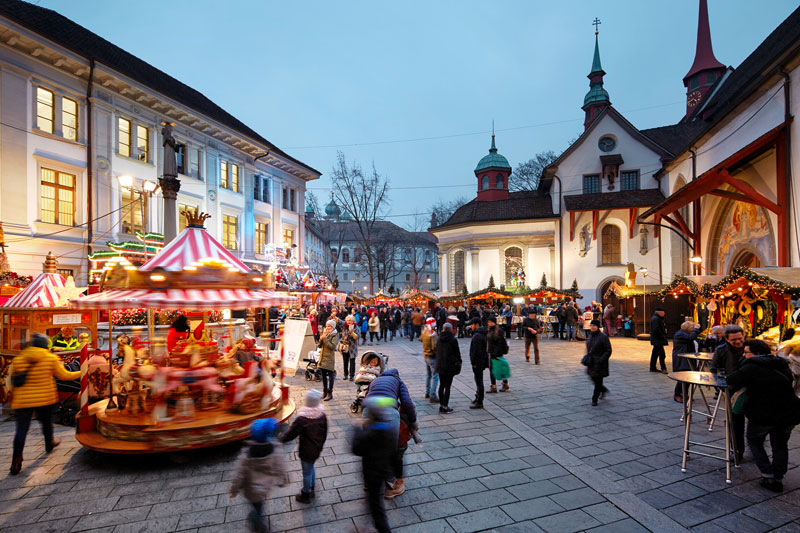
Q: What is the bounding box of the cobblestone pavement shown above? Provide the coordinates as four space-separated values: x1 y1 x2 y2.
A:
1 334 799 532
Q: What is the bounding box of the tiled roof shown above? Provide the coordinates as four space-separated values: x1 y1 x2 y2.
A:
640 122 710 156
563 189 665 212
0 1 319 176
433 190 555 229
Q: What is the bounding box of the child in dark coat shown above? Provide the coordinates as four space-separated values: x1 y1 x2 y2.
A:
280 390 328 503
230 418 288 533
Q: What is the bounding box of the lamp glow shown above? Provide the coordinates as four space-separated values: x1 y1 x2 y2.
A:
117 174 133 188
689 255 703 264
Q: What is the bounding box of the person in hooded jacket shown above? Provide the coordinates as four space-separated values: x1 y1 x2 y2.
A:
230 418 288 533
585 320 611 406
436 323 461 413
317 320 339 401
280 390 328 503
468 317 489 409
8 333 81 475
672 321 702 403
727 340 800 492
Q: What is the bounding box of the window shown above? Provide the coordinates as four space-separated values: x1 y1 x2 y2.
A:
262 176 270 203
136 125 149 162
706 72 717 85
496 174 505 189
583 174 600 194
176 143 186 175
424 250 432 265
231 164 240 192
121 188 147 234
222 215 238 250
598 136 616 152
453 250 465 291
178 204 198 232
40 168 75 225
62 97 78 141
36 87 55 133
620 170 640 191
220 160 229 189
343 273 348 281
118 117 131 157
282 188 288 209
355 273 360 280
504 246 523 285
290 190 296 211
689 77 700 91
255 222 268 254
403 248 412 264
57 268 74 279
342 249 350 263
601 225 621 265
282 228 294 248
192 148 202 179
406 274 411 281
481 175 489 190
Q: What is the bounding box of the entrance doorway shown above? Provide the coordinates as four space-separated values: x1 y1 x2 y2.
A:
730 250 762 271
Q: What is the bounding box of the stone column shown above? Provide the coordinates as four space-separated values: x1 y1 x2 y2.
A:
159 176 180 243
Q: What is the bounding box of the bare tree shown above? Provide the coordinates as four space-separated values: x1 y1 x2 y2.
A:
509 151 558 191
404 211 433 289
429 196 468 227
331 152 390 293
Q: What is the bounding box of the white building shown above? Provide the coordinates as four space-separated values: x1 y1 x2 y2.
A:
0 2 319 283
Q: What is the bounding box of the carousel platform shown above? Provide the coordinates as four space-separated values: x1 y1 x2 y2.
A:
76 391 295 454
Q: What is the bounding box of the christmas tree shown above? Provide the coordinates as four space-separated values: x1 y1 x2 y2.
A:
571 279 579 292
540 273 548 287
488 275 496 289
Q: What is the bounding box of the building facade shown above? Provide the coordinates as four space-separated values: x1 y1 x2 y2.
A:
0 2 319 284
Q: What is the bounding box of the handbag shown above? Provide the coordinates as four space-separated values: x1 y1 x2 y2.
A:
731 387 748 415
580 354 591 366
11 359 38 388
492 357 511 380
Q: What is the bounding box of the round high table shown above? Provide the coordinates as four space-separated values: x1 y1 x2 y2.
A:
669 371 739 484
676 353 718 426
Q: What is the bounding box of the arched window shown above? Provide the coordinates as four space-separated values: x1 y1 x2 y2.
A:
601 225 621 265
504 246 523 284
342 248 350 263
496 174 505 189
481 175 489 190
453 250 465 291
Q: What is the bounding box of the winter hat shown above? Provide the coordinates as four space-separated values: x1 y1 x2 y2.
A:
326 320 337 328
443 322 453 331
487 315 497 324
32 333 50 349
305 389 323 408
590 319 602 328
250 418 278 443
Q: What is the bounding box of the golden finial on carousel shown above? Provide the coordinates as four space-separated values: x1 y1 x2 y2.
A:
182 210 212 228
43 251 58 273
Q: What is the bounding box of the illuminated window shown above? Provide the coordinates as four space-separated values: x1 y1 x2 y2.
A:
231 164 239 192
601 225 621 265
62 97 78 140
121 188 147 234
118 117 131 157
220 160 229 189
36 87 54 133
136 125 149 162
255 222 268 254
178 204 198 232
176 143 186 175
40 168 75 225
222 215 238 250
282 228 294 248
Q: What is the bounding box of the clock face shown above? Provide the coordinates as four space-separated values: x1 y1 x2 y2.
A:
598 136 616 152
687 90 702 108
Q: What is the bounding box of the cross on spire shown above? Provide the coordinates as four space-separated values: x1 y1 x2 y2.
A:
593 17 601 35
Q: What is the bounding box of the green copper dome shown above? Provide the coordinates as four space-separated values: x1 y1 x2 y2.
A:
475 134 511 172
324 193 341 218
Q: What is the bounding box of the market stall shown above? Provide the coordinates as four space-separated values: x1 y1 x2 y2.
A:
397 288 437 311
69 213 297 454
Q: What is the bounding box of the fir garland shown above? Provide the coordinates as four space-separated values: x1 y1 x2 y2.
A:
654 267 800 300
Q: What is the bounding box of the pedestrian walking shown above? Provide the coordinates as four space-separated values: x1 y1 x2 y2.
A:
360 314 369 345
457 307 468 338
420 317 439 403
280 390 328 503
317 320 339 401
368 312 380 345
522 309 541 363
649 308 669 373
584 320 611 406
230 418 288 533
603 303 615 336
565 302 579 341
8 333 81 475
379 308 389 342
410 308 424 341
436 322 461 413
341 316 359 381
468 317 489 409
487 316 510 392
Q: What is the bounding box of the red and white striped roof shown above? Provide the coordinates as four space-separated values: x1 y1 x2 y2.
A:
2 273 65 309
140 227 250 273
70 288 295 310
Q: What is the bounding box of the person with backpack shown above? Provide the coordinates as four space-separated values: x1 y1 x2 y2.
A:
487 315 510 392
280 390 328 503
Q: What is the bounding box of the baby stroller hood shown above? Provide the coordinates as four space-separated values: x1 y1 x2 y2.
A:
358 351 386 373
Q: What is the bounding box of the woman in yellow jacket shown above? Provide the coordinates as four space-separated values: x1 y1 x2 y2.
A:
7 333 80 475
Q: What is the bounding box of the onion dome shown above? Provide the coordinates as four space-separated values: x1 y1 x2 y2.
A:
324 193 341 218
475 134 511 172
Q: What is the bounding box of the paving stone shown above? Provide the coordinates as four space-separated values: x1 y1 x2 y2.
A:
431 479 487 499
149 495 218 519
740 498 800 527
501 496 565 521
439 465 491 483
71 506 152 531
413 497 468 521
548 487 606 510
582 502 628 524
446 507 513 533
533 508 602 533
456 488 517 511
663 491 750 527
506 480 563 500
269 504 337 531
585 518 650 533
394 518 455 533
478 471 532 490
111 516 181 533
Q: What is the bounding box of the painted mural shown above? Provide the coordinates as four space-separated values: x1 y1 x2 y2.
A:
717 201 772 273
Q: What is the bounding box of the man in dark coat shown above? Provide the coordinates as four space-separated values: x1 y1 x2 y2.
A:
468 317 489 409
710 324 747 461
522 310 541 363
435 322 461 413
585 320 611 406
649 308 669 373
727 340 800 492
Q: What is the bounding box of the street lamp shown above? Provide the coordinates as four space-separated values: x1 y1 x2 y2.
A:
117 175 159 235
689 255 703 274
639 267 648 334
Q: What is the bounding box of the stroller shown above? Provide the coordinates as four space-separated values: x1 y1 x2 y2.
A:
303 350 336 382
54 359 81 426
349 350 389 413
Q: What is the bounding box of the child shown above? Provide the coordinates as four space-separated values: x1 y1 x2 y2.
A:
280 390 328 503
615 315 623 337
230 418 288 533
360 315 369 345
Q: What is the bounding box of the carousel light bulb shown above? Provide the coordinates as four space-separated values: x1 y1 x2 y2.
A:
227 268 238 273
183 266 197 271
252 277 263 283
149 274 166 282
124 266 137 271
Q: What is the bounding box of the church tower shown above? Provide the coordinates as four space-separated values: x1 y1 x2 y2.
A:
683 0 725 118
474 133 511 202
582 24 611 130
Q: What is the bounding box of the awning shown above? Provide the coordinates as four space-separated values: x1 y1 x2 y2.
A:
70 288 295 310
2 272 65 309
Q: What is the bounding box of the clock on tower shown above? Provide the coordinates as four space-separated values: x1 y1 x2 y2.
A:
687 90 703 108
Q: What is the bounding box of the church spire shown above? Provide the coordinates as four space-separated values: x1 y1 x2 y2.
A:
683 0 725 118
582 19 610 130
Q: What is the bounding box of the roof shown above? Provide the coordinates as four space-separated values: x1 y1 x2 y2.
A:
0 1 319 176
639 122 709 155
328 220 438 246
563 189 666 212
2 272 65 308
684 0 725 81
432 190 555 230
475 135 511 172
140 226 250 273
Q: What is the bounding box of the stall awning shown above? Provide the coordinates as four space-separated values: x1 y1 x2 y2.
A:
70 288 295 310
2 272 65 309
140 227 251 273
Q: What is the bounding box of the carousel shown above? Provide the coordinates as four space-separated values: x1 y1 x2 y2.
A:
69 212 296 454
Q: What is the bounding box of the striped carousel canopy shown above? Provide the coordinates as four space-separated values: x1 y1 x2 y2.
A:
2 272 65 309
70 288 295 311
140 226 250 273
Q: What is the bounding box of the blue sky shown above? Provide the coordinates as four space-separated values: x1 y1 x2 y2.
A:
41 0 798 224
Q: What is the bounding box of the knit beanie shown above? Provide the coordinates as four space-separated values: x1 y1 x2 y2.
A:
250 418 278 443
305 389 323 408
32 333 50 349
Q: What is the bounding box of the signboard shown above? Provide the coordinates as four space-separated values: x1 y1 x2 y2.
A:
52 313 82 325
281 318 316 377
